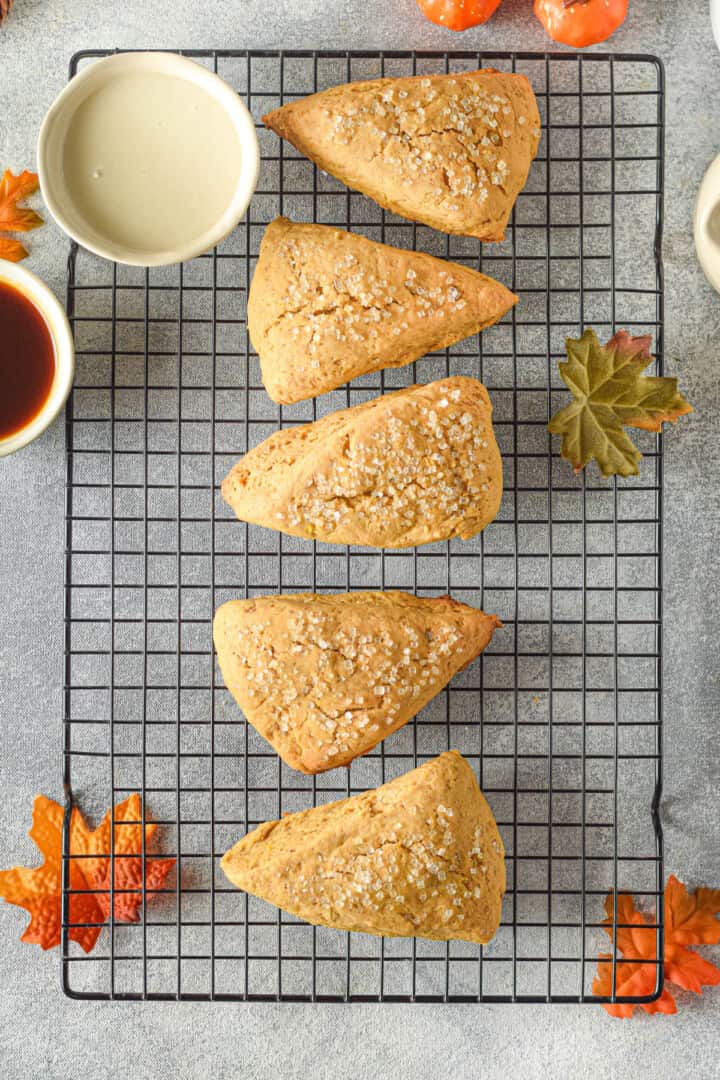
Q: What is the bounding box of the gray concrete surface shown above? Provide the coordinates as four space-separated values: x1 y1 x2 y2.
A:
0 1 719 1077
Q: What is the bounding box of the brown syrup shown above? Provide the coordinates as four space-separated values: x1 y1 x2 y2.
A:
0 279 55 440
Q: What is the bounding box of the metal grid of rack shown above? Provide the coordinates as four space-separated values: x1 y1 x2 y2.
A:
62 49 665 1002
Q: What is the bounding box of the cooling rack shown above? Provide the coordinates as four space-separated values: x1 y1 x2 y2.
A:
62 48 665 1003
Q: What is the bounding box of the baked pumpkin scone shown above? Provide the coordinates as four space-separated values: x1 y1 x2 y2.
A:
263 69 540 241
221 750 505 944
214 591 501 773
249 217 517 404
222 376 503 548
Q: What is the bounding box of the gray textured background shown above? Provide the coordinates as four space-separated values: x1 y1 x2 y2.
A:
0 1 719 1077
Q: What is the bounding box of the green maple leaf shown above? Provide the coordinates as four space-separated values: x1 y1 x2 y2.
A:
548 329 693 479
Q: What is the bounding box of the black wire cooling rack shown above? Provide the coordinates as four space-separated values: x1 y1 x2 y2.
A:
61 48 665 1003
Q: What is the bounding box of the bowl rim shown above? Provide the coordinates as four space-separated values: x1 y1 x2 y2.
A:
37 51 260 267
0 260 75 457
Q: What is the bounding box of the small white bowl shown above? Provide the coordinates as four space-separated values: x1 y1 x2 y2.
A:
0 261 74 457
694 152 720 294
712 0 720 52
38 52 260 266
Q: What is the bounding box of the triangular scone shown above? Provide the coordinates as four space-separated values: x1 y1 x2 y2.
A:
214 592 501 773
222 376 502 548
263 69 540 241
221 750 505 945
249 217 517 404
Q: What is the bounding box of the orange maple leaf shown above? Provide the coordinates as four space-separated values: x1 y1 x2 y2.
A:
0 169 44 233
594 956 676 1018
593 875 720 1017
0 236 29 262
664 874 720 946
0 794 175 953
608 891 658 959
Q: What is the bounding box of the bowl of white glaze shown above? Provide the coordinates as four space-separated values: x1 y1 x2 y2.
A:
38 52 260 266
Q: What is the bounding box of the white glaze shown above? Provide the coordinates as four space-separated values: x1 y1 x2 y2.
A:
62 71 243 255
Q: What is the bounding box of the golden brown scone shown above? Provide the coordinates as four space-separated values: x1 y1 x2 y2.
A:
221 376 503 548
249 217 517 404
221 750 505 944
263 69 540 242
213 592 501 773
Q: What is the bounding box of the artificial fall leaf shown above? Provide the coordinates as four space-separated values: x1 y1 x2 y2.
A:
607 891 658 959
0 169 43 262
593 874 720 1018
665 944 720 997
0 170 44 234
0 236 29 262
83 795 176 923
548 328 693 479
664 873 720 946
0 796 102 952
663 875 720 997
593 893 675 1017
0 794 175 953
594 956 677 1018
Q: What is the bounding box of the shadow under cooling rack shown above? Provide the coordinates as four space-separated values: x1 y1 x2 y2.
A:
62 48 664 1003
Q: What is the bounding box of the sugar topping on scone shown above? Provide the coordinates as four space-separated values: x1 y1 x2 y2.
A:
263 69 541 240
222 377 503 548
248 218 516 404
278 231 489 350
221 750 506 944
322 74 533 212
214 592 501 772
275 380 499 542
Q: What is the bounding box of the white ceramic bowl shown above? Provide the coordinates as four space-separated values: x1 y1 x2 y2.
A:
712 0 720 52
38 52 260 266
693 153 720 294
0 261 74 457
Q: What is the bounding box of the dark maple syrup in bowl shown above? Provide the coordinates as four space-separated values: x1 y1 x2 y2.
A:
0 279 56 440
